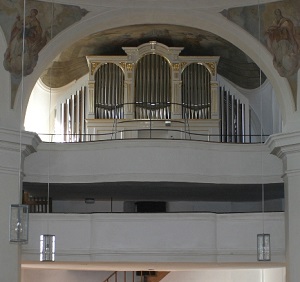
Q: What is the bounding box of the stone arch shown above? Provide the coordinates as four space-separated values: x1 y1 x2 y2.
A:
19 8 294 129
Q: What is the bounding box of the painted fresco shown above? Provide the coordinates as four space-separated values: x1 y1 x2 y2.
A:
0 0 87 105
223 0 300 100
1 0 295 106
42 24 265 90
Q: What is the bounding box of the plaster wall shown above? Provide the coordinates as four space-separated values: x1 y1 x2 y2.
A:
22 212 285 263
161 268 285 282
22 269 112 282
24 140 283 185
21 268 285 282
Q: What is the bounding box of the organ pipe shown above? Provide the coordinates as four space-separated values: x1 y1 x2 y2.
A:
94 63 124 119
59 86 86 142
181 63 211 119
219 86 248 143
134 54 171 119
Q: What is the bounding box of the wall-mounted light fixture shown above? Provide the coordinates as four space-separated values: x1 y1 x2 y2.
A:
257 233 271 261
9 204 29 243
40 234 56 262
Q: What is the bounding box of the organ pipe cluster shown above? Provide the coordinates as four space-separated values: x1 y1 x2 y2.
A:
95 63 125 119
135 54 171 119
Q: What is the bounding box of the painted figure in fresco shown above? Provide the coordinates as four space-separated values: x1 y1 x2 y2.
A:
4 8 47 77
265 9 300 77
24 9 44 54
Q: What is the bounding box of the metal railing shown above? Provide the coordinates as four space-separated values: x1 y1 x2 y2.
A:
49 100 269 143
101 271 166 282
39 131 269 144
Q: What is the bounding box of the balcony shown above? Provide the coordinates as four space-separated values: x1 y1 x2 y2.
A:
22 212 284 263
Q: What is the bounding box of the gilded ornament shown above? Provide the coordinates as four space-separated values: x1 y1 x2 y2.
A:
205 62 216 76
91 62 100 75
180 62 187 69
173 63 180 71
126 63 133 71
120 62 133 71
120 62 126 70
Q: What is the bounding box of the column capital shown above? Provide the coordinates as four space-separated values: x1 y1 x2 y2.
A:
266 131 300 159
0 128 41 156
266 131 300 178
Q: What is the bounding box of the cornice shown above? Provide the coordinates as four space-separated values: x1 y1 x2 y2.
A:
0 128 42 156
266 131 300 159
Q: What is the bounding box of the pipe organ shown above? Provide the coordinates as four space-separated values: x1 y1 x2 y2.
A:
219 87 249 143
59 86 86 142
182 63 211 119
95 63 124 119
135 54 171 119
86 42 219 119
56 42 252 143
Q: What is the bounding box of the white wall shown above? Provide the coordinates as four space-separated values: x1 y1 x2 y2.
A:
22 268 285 282
218 75 282 140
22 212 285 263
24 80 51 140
24 140 283 185
22 269 112 282
161 268 285 282
25 76 88 141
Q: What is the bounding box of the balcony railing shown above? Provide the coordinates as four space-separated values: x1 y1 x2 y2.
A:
39 131 269 144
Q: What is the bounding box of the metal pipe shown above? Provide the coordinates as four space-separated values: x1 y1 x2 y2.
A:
236 99 240 142
226 91 230 142
95 70 99 118
66 99 71 141
242 103 246 143
76 91 80 141
200 65 203 119
207 69 211 118
220 87 225 142
81 86 85 140
142 56 146 118
60 103 64 141
231 94 235 142
99 66 104 118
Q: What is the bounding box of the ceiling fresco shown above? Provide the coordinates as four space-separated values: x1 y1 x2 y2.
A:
1 0 300 105
41 24 266 90
223 0 300 100
0 0 87 105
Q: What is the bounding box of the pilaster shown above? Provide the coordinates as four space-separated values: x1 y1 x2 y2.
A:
0 129 41 282
123 63 135 119
171 63 182 119
266 131 300 282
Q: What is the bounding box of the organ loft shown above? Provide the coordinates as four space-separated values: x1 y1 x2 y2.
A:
58 41 250 143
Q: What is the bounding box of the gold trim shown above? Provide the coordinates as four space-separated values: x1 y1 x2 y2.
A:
172 63 180 71
120 62 126 70
126 63 133 71
91 62 101 75
205 62 216 76
120 62 133 71
180 62 187 69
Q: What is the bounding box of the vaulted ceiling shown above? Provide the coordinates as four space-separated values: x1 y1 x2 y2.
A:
40 24 266 90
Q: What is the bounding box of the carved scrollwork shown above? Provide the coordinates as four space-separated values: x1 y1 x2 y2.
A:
204 62 216 76
126 63 133 71
91 62 101 75
120 62 133 71
172 63 180 71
